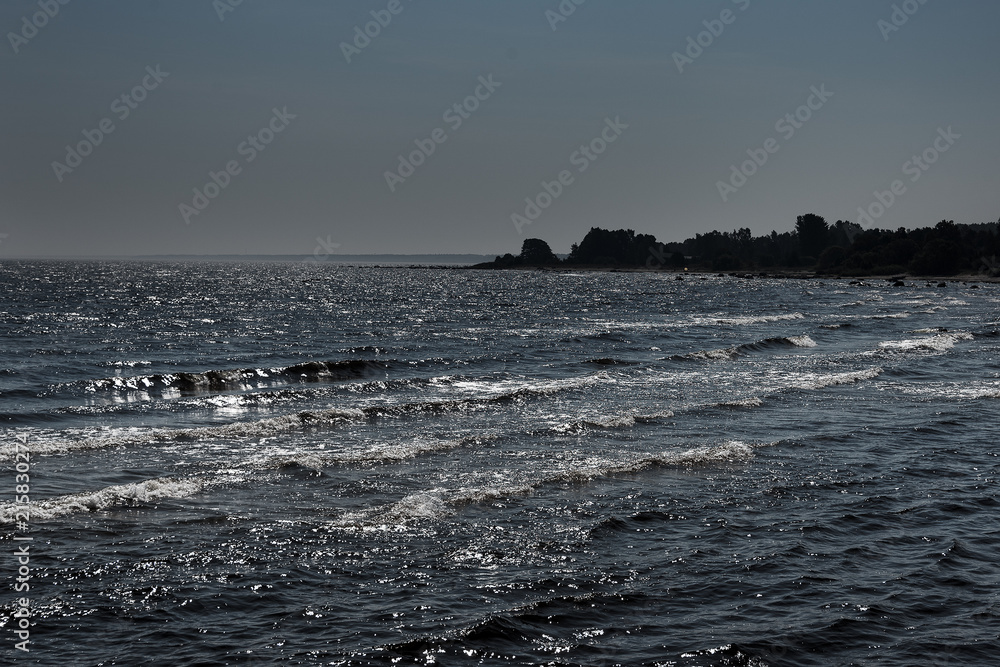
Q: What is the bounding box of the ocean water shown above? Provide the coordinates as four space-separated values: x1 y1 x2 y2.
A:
1 261 998 666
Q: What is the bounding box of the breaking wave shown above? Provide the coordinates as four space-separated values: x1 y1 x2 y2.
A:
688 312 806 326
549 409 675 434
878 332 974 353
670 335 817 362
330 440 754 528
788 367 883 390
1 376 601 460
0 476 209 524
47 359 394 399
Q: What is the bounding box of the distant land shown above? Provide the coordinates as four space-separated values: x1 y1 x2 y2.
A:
475 215 1000 279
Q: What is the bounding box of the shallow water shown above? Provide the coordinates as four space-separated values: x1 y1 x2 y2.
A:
1 261 998 665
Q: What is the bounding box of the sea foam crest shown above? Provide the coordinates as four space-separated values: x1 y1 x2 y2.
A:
5 374 596 461
551 409 674 434
786 335 817 347
675 335 816 362
878 332 973 353
0 407 367 461
0 476 207 523
691 312 805 326
791 367 883 390
328 441 753 528
273 434 494 469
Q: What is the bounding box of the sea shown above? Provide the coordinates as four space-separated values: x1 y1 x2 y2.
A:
1 260 998 666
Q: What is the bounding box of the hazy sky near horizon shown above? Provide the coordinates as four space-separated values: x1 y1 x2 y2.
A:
1 0 998 257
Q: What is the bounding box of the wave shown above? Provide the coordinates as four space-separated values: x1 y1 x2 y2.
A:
716 396 764 408
0 407 367 460
274 434 496 468
878 332 973 353
673 346 740 361
1 376 602 460
44 359 395 399
789 367 883 390
549 409 675 434
0 374 462 430
0 434 501 524
885 381 1000 401
584 358 639 366
688 312 805 326
669 335 816 362
0 476 208 524
329 440 754 528
378 590 651 661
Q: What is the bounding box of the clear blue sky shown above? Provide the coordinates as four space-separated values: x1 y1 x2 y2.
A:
1 0 997 256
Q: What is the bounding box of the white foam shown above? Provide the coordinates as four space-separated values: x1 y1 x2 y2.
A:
690 312 805 326
552 408 673 434
330 434 492 465
327 441 755 528
878 332 973 353
0 407 367 461
719 397 764 408
636 409 676 420
330 491 452 528
885 381 1000 401
786 335 817 348
0 476 207 523
684 347 739 361
791 367 883 390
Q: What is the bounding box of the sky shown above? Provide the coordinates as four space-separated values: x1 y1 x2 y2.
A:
1 0 998 257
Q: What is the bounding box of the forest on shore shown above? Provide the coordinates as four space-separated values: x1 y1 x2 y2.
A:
478 215 1000 277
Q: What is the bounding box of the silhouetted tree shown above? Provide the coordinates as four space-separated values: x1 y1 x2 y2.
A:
519 238 559 265
795 213 829 258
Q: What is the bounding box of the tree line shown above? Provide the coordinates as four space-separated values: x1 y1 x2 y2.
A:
481 215 1000 277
